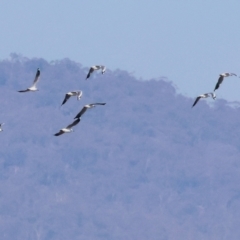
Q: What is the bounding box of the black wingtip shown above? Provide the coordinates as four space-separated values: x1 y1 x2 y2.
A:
214 84 219 92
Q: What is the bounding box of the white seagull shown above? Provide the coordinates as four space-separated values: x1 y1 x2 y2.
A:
61 90 83 106
54 118 80 136
192 92 216 108
86 65 106 79
214 72 237 91
74 103 106 119
0 123 4 132
18 68 41 92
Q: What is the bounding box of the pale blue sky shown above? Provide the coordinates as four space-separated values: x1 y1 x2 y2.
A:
1 1 240 100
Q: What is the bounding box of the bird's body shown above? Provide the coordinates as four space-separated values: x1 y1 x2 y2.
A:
54 118 80 136
74 103 106 119
214 72 237 91
18 68 41 92
192 92 216 107
86 65 106 79
61 90 83 106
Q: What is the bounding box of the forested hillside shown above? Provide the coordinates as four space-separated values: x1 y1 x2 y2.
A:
0 55 239 239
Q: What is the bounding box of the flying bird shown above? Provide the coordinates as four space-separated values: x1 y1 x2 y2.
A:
54 118 80 136
61 90 83 106
214 72 237 91
18 68 41 92
74 103 106 119
86 65 106 79
192 92 216 108
0 123 4 132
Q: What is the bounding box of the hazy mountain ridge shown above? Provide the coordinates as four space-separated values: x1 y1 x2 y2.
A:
0 55 239 239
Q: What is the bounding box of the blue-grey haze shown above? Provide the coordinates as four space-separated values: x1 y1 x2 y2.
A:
0 55 239 239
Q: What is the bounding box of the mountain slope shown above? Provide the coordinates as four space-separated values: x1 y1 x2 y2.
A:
0 55 239 239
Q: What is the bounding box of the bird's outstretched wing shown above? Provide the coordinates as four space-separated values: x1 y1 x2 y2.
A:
32 68 40 87
18 89 30 93
66 118 81 128
74 107 88 119
91 102 106 106
54 130 64 136
61 94 71 106
192 97 201 108
214 75 224 91
86 67 94 79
